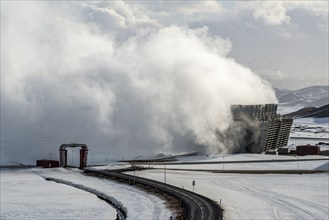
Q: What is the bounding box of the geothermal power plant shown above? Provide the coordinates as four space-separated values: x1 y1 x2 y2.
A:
230 104 293 153
36 104 293 169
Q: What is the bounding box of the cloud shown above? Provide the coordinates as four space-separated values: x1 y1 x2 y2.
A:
284 1 328 17
81 1 158 30
251 1 291 26
176 1 223 16
2 1 278 163
239 1 328 26
132 1 228 27
185 1 327 89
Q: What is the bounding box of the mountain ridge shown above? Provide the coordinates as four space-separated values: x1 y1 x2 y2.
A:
275 85 329 109
284 104 329 118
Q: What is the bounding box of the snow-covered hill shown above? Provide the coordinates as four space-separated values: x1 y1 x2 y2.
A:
278 86 328 106
279 86 328 102
285 104 329 118
276 86 329 114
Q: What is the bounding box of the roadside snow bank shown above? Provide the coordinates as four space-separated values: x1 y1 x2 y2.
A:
43 177 126 219
0 169 116 219
37 168 172 219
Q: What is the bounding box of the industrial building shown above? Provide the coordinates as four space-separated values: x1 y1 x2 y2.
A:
230 104 293 153
296 145 320 156
36 159 59 168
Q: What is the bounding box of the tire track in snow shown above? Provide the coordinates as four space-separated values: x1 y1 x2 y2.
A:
242 186 314 219
207 178 247 220
242 185 328 219
216 179 312 219
212 178 328 220
271 206 281 220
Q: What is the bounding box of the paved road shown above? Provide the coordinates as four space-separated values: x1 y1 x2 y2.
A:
84 168 222 220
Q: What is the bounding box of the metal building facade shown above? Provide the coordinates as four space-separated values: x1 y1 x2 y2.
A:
230 104 293 153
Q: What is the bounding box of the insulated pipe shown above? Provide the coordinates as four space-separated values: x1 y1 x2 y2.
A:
80 148 88 168
59 143 89 168
59 149 67 167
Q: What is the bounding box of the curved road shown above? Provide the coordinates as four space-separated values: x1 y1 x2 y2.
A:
84 168 222 220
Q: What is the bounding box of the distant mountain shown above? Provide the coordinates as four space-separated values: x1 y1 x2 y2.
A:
285 104 329 118
278 85 329 107
274 88 291 99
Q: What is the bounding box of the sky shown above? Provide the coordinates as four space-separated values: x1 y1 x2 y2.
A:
1 1 328 163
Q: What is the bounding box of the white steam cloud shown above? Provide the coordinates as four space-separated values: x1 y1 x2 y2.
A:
1 1 277 163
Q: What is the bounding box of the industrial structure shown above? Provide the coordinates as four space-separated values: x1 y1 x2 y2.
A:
296 145 320 156
59 143 88 169
36 159 59 168
230 104 293 153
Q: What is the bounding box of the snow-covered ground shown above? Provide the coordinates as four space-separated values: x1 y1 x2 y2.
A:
0 169 116 220
278 104 303 115
97 154 329 171
166 154 328 171
293 117 329 125
127 154 329 220
1 168 172 220
1 156 328 220
1 116 328 220
134 170 329 219
289 117 329 146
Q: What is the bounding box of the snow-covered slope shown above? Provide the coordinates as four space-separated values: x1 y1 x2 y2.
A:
0 169 117 219
277 86 329 114
285 104 329 118
278 86 328 105
1 168 172 220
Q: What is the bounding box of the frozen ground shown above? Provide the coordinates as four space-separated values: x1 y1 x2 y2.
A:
155 154 329 171
293 117 329 125
128 154 329 220
1 158 328 220
0 169 116 220
95 153 329 171
1 116 328 220
289 117 329 146
1 168 172 220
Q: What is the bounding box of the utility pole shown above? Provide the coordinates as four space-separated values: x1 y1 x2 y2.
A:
164 165 166 183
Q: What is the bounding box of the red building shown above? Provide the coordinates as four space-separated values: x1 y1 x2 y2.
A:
36 160 60 168
296 145 320 156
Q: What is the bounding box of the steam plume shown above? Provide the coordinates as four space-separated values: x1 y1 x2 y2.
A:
1 2 277 163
